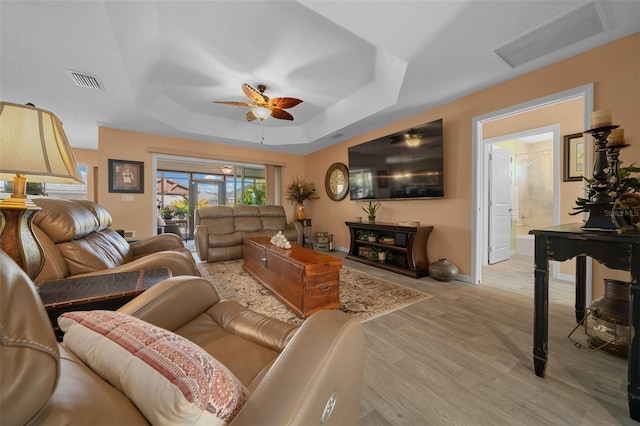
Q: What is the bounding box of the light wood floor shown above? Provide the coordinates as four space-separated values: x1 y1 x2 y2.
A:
187 241 633 425
332 252 634 426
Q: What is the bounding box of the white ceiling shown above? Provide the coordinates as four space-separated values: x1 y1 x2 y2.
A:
1 1 639 155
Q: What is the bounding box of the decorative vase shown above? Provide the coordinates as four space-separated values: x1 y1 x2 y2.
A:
368 215 375 223
428 258 459 281
296 203 306 220
378 251 386 263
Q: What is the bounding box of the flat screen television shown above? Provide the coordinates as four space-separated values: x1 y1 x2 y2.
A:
348 118 444 200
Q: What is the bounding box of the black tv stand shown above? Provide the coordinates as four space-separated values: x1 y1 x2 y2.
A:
345 221 433 278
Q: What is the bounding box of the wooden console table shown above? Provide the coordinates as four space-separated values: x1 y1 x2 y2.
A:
529 224 640 421
345 221 433 278
243 237 342 318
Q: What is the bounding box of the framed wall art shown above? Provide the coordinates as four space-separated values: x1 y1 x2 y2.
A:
563 133 585 182
108 159 144 193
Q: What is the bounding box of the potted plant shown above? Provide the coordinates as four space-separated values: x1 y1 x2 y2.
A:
160 207 173 220
172 198 190 219
362 201 381 223
286 177 319 220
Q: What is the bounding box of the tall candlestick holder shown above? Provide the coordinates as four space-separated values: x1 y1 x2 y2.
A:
581 125 618 230
607 142 629 199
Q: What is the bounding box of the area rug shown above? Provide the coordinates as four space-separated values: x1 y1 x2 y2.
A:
197 259 432 325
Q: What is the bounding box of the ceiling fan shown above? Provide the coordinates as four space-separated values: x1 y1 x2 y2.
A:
213 83 303 122
389 129 421 147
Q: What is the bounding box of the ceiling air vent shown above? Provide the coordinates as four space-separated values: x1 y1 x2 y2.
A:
493 2 605 68
67 71 103 90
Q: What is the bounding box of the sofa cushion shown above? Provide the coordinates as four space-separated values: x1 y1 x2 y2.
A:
234 205 260 217
261 216 287 231
73 200 113 231
59 310 250 426
33 198 99 242
204 217 236 235
198 206 236 235
235 216 263 232
208 232 243 248
258 205 288 231
57 231 131 275
234 206 262 232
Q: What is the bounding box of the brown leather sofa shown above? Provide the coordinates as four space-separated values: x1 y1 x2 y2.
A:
0 250 365 425
194 205 303 262
31 198 200 284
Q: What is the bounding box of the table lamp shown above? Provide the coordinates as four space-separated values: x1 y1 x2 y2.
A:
0 101 83 279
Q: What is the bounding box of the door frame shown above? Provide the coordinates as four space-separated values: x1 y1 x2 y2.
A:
483 124 560 269
471 84 594 296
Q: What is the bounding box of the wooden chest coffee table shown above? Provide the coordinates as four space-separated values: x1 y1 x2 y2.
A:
243 237 342 318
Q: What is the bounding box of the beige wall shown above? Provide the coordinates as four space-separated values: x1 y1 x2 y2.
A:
305 32 639 287
97 128 306 237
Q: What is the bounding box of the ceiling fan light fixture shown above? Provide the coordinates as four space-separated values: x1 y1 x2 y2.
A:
252 106 271 121
404 130 420 147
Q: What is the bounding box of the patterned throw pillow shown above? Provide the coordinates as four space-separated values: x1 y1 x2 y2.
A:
59 310 249 425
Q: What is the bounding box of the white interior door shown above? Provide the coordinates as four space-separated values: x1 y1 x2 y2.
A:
489 145 512 264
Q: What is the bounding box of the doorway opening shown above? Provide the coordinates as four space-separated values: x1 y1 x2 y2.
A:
471 84 594 303
485 126 559 265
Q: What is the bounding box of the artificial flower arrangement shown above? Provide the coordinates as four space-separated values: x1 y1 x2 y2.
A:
286 177 319 203
572 164 640 215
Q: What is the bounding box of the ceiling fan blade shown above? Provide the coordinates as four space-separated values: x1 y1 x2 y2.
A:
270 108 294 121
245 110 258 122
242 83 267 104
269 97 303 109
213 101 254 107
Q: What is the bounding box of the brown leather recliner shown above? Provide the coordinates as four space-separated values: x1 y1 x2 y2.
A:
0 250 365 425
31 198 200 283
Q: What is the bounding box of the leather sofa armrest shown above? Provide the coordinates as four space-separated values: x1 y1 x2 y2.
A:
233 310 364 426
194 224 209 261
69 250 201 280
288 221 303 246
118 276 219 331
129 233 185 257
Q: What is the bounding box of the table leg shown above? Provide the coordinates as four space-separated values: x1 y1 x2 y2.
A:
628 244 640 421
533 235 549 378
575 255 587 324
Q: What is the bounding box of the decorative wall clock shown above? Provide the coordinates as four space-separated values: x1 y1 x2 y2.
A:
325 162 349 201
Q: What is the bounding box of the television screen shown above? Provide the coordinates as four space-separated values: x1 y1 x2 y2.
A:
348 118 444 200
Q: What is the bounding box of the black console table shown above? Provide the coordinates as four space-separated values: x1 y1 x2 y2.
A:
345 221 433 278
529 224 640 421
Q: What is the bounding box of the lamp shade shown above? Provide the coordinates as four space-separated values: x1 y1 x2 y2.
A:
0 101 83 184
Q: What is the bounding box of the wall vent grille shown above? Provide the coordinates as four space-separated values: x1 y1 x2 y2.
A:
67 71 103 90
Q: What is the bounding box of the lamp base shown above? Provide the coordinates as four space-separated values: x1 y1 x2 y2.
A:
0 204 43 280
